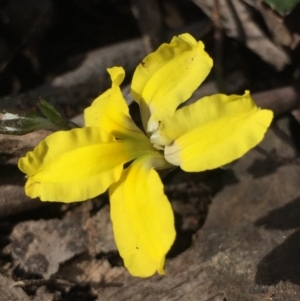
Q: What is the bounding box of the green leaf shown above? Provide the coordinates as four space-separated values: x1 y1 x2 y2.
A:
38 99 63 124
0 100 79 135
0 112 59 135
38 99 78 130
263 0 300 14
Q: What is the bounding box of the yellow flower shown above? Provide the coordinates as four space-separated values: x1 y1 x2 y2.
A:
18 33 273 277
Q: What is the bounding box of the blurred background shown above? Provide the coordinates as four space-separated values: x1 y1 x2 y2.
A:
1 0 300 116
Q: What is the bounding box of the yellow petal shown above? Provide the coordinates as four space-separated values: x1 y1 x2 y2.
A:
131 33 213 133
109 154 175 277
152 91 258 145
163 92 273 171
85 67 146 140
18 127 152 202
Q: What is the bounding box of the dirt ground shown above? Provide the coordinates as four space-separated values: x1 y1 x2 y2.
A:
1 1 300 300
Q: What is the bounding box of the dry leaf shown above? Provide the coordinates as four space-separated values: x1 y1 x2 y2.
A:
10 209 89 279
192 0 290 70
84 205 117 256
196 117 300 300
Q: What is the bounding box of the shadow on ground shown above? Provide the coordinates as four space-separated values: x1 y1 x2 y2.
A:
255 196 300 285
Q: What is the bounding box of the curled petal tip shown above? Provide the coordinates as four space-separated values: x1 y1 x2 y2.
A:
107 66 125 85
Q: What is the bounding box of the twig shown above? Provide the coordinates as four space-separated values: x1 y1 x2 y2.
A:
0 1 52 73
13 277 123 289
13 278 75 288
212 0 225 92
130 0 163 52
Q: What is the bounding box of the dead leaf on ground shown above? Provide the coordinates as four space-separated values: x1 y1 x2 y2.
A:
59 256 125 285
94 245 225 301
84 205 116 256
10 203 90 279
0 273 31 301
192 0 290 70
196 117 300 300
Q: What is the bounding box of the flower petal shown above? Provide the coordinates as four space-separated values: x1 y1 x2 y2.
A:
109 154 175 277
131 33 212 133
163 92 273 171
18 127 152 202
152 91 259 145
85 67 146 140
